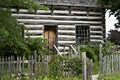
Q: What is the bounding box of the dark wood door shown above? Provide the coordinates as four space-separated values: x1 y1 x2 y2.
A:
44 26 57 50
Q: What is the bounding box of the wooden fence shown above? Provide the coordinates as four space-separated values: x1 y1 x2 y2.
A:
99 53 120 75
99 43 120 75
0 52 93 80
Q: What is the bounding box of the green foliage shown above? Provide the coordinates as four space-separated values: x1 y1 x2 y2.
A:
102 40 115 55
79 43 99 62
0 75 81 80
0 8 29 56
0 0 49 57
0 8 49 56
79 43 100 74
98 73 120 80
0 0 49 11
68 57 82 75
48 55 63 78
97 0 120 28
24 37 49 56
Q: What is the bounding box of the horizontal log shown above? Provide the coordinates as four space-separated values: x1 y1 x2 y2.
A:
58 41 76 44
90 35 103 39
25 35 43 38
12 14 102 20
24 30 43 33
71 11 102 16
90 31 102 33
58 30 75 35
90 39 103 43
17 19 102 25
25 25 43 28
58 25 75 30
58 46 69 50
90 26 102 28
58 30 75 34
58 35 75 38
53 10 69 14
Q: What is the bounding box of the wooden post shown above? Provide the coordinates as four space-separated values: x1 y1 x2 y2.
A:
22 56 24 74
8 57 11 74
82 52 87 80
99 43 102 74
33 50 37 74
31 55 34 75
37 55 41 76
2 58 4 75
111 54 114 74
77 44 80 58
28 55 31 77
119 54 120 72
89 59 93 80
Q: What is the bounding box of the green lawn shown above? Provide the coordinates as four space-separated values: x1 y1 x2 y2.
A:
98 73 120 80
0 75 82 80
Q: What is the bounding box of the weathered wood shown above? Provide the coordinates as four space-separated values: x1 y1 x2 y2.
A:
82 52 87 80
28 55 31 76
99 43 102 74
22 56 25 74
11 4 104 47
100 53 120 75
8 57 11 74
0 51 93 79
2 58 4 75
33 50 37 74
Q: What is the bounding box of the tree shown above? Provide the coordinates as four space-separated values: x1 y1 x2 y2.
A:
0 0 48 56
108 29 120 44
97 0 120 28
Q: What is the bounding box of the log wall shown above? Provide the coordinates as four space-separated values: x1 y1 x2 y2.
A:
11 5 105 53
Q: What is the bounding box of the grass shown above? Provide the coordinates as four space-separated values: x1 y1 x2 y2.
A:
0 74 82 80
98 73 120 80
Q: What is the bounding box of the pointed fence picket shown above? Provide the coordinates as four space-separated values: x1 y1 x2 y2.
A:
0 51 93 80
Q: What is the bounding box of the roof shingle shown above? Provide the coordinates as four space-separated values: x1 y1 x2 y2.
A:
38 0 97 6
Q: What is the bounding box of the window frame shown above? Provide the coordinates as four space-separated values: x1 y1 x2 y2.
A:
75 24 90 45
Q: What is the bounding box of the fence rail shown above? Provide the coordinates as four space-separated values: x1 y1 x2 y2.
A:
0 51 93 80
99 53 120 75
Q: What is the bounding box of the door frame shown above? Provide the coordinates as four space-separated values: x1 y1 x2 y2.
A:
44 25 58 48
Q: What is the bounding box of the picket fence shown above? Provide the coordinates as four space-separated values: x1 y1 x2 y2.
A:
0 51 93 80
99 43 120 75
99 53 120 75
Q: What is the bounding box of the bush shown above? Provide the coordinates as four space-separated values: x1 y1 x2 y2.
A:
98 73 120 80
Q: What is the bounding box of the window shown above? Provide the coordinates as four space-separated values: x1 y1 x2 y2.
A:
76 25 90 45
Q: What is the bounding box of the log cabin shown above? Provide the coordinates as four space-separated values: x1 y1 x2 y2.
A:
11 0 106 54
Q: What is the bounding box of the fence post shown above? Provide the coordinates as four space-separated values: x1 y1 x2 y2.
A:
22 56 25 74
99 43 103 74
33 50 37 74
77 44 80 58
82 52 87 80
2 58 4 76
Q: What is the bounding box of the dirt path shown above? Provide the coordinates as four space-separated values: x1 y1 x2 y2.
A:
92 74 99 80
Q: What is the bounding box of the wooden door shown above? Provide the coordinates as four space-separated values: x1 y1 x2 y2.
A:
44 26 57 50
